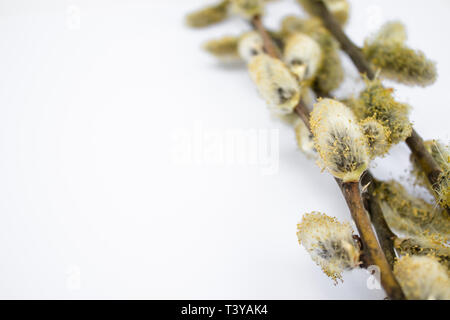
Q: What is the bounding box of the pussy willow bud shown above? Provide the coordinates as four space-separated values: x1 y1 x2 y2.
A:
203 36 239 61
357 79 412 145
230 0 264 19
410 140 450 209
248 54 301 114
238 31 264 62
363 44 437 87
294 118 316 159
297 212 361 282
374 180 450 239
394 255 450 300
186 1 230 28
297 0 350 25
310 99 369 182
366 21 407 46
360 118 390 158
363 22 436 87
280 16 343 94
284 33 323 81
395 237 450 270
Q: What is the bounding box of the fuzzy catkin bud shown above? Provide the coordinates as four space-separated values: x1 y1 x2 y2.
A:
230 0 264 19
394 255 450 300
294 118 316 159
186 1 230 28
394 237 450 271
297 212 360 282
363 22 437 87
248 54 301 114
358 79 412 145
238 31 265 62
280 16 343 94
360 118 390 158
203 36 239 61
310 99 369 182
363 43 437 87
284 33 323 81
374 180 450 239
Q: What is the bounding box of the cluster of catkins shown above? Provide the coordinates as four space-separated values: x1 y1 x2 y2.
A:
187 0 449 299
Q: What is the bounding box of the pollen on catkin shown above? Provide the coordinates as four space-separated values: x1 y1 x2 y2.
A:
230 0 264 19
248 54 301 114
238 31 265 62
394 255 450 300
358 79 412 145
284 32 323 82
373 180 450 240
360 118 390 158
297 0 350 25
363 22 437 87
186 1 230 28
294 118 316 159
394 237 450 271
203 36 240 61
310 99 369 182
297 212 361 282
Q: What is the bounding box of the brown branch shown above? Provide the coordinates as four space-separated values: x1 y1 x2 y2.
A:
301 0 444 207
406 129 443 194
251 15 279 58
361 172 397 268
341 181 404 300
252 18 405 300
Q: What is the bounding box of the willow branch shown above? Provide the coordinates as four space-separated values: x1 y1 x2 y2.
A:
252 16 405 300
303 0 444 205
361 172 397 268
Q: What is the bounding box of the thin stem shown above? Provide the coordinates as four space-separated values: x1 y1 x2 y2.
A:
406 129 443 195
302 0 444 205
341 182 405 300
252 18 405 299
251 15 279 58
361 172 397 268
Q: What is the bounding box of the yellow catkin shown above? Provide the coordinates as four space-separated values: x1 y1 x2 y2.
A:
359 118 391 158
357 78 412 145
310 99 369 182
363 22 437 87
284 32 323 82
395 237 450 271
203 36 239 61
248 54 301 114
281 16 343 94
238 31 265 62
297 212 360 282
186 1 230 28
394 255 450 300
374 180 450 240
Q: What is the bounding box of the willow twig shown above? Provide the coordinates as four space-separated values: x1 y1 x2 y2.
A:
302 0 444 209
251 15 405 300
361 172 397 268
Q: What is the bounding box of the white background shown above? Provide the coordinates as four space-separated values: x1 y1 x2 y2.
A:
0 0 448 299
